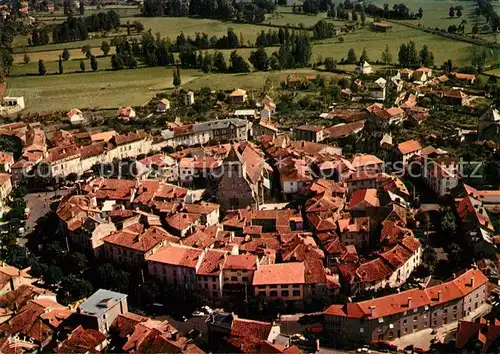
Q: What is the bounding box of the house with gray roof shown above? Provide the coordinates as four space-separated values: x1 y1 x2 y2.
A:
78 289 128 333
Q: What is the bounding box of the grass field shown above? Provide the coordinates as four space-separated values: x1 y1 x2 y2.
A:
264 12 327 27
13 47 115 64
7 67 202 112
10 55 114 76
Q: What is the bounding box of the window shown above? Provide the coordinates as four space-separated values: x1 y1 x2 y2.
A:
270 285 277 289
270 291 278 297
212 276 217 282
258 285 265 289
231 276 237 281
224 277 229 281
281 290 289 297
293 290 300 296
281 284 289 288
212 284 216 290
204 276 208 281
242 277 248 282
258 291 266 296
413 316 418 322
403 319 407 325
292 284 300 288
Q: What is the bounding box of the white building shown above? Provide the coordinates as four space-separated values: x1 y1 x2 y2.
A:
355 61 373 75
157 99 170 112
185 91 195 106
67 108 85 125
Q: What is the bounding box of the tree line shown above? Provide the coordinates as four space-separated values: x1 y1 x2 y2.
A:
365 2 423 20
52 10 120 44
142 0 276 24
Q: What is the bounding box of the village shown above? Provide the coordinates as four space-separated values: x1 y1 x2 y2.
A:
0 59 499 354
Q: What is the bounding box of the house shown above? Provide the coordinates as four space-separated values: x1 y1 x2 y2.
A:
371 22 393 32
355 61 373 75
285 74 302 89
0 265 35 295
0 173 12 202
79 289 128 334
452 72 476 84
222 254 257 297
394 139 422 168
234 109 256 120
455 317 500 353
56 325 108 353
253 262 305 309
423 157 460 196
67 108 85 125
185 91 195 105
196 249 227 298
413 67 432 82
278 157 313 198
254 119 278 138
478 107 500 140
367 77 386 101
0 152 14 173
116 107 136 120
444 89 469 106
350 154 384 173
399 68 413 80
157 98 170 112
230 88 248 104
294 125 324 142
324 269 489 347
261 105 272 120
374 106 406 125
146 244 203 290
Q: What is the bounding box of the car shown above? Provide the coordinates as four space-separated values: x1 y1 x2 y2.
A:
356 348 371 354
191 310 204 317
291 333 306 342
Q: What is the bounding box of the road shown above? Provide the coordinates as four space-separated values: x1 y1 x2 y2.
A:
23 189 72 234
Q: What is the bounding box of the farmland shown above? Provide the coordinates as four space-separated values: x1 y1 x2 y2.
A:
6 2 495 112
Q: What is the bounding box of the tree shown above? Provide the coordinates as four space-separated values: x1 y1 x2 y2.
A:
449 6 455 18
447 243 462 269
58 56 63 74
23 53 30 64
1 245 31 269
249 48 268 71
268 55 279 70
230 51 250 73
456 7 462 18
213 51 228 72
360 47 369 63
347 48 357 64
79 0 84 15
324 57 336 71
441 209 457 239
173 67 181 87
101 41 110 56
419 45 434 67
38 59 46 75
111 54 125 70
81 44 92 58
423 246 438 272
44 265 64 286
381 44 392 65
80 60 85 72
62 48 70 61
417 7 423 19
90 55 98 71
62 276 93 302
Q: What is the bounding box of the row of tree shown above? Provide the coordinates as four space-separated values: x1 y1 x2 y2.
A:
52 10 120 44
142 0 275 24
398 41 435 68
474 0 500 32
365 3 423 20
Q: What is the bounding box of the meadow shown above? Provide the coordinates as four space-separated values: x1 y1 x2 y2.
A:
6 67 202 112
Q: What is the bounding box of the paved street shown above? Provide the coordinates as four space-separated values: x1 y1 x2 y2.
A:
24 189 72 234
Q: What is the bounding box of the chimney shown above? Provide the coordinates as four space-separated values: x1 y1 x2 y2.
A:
369 306 376 317
437 290 441 301
470 276 474 287
407 297 412 308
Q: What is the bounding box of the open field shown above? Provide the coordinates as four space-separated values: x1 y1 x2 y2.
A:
310 22 483 66
34 5 141 19
7 67 202 112
264 12 327 27
10 56 114 76
371 0 498 42
133 17 276 44
13 47 115 64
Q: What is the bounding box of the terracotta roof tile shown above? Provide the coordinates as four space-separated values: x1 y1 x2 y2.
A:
253 262 305 285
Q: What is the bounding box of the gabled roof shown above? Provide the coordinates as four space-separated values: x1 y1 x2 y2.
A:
397 139 422 155
252 262 305 285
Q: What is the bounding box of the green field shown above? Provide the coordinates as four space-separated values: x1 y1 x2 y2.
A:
13 47 115 64
264 12 327 27
7 67 202 112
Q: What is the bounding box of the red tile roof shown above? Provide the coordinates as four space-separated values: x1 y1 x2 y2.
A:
224 254 257 270
227 318 273 353
146 245 203 268
253 262 305 285
196 249 227 276
397 139 422 155
104 226 178 253
355 258 392 283
348 189 379 209
56 325 106 353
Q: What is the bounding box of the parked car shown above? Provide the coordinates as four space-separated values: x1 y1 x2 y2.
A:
191 310 204 317
356 348 371 354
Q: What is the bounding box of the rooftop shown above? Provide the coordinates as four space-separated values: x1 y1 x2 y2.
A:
79 289 127 318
